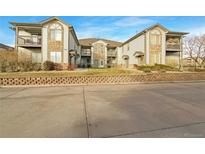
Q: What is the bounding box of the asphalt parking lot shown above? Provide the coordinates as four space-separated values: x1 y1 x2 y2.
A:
1 82 205 138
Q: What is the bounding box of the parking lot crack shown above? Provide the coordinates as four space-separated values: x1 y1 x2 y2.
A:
82 86 90 138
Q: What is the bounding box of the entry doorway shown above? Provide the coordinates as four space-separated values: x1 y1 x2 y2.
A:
124 58 129 68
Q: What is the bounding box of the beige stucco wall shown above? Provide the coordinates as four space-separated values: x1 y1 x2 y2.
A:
121 34 145 68
116 47 122 65
18 47 41 63
42 25 48 62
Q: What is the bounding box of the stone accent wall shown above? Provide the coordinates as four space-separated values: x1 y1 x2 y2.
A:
93 43 106 67
1 73 205 86
47 22 64 62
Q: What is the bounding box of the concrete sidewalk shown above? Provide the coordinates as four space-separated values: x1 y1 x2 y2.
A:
1 82 205 137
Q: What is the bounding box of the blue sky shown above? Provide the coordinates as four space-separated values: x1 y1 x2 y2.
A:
1 16 205 46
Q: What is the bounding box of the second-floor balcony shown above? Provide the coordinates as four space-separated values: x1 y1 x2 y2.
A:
166 43 180 51
81 49 91 56
107 51 117 57
17 35 42 47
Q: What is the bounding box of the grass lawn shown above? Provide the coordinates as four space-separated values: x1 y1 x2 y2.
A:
0 68 134 78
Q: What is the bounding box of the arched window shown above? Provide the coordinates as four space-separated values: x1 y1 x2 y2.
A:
50 23 62 41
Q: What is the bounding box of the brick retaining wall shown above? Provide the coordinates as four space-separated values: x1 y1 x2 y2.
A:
0 73 205 86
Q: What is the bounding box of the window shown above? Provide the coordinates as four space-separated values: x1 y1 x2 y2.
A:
50 23 62 41
151 34 161 45
127 44 130 51
50 52 61 63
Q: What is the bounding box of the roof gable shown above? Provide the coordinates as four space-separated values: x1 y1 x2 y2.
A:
40 17 72 27
79 38 122 48
121 23 188 46
92 40 108 45
145 23 169 32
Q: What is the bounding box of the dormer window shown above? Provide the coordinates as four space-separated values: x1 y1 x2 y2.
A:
50 23 62 41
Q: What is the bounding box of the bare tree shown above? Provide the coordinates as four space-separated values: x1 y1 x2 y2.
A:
184 34 205 69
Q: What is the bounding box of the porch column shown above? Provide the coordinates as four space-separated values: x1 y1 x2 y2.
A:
91 47 94 66
104 46 107 67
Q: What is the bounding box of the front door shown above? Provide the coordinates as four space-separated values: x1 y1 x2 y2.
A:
125 58 129 68
99 60 104 68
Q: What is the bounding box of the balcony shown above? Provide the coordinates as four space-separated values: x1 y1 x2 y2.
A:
81 49 91 56
17 35 42 47
166 43 180 51
107 51 117 57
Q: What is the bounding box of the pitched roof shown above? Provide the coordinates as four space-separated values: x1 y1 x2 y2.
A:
0 43 14 50
39 16 72 27
9 17 71 27
9 17 79 45
79 38 122 48
122 23 189 46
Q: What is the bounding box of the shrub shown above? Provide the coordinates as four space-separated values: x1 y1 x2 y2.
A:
143 68 151 73
0 62 7 72
68 64 75 71
6 62 18 72
137 64 178 72
159 69 166 73
0 50 18 72
54 63 63 71
43 61 54 71
18 61 33 72
32 63 42 71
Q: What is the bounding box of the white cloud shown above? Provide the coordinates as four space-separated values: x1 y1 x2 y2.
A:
114 17 154 27
0 29 15 46
77 26 116 39
76 17 155 40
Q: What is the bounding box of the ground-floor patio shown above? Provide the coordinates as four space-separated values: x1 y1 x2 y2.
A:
1 82 205 137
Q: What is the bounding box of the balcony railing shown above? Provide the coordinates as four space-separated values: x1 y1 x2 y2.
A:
81 51 91 56
107 51 117 57
17 35 42 47
166 43 180 50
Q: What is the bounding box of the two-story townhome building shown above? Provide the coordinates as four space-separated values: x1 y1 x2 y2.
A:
10 17 188 69
79 38 122 68
117 24 188 68
10 17 80 68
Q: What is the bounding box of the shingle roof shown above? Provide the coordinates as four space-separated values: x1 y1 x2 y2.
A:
122 23 189 46
9 17 79 45
79 38 122 48
0 43 14 50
